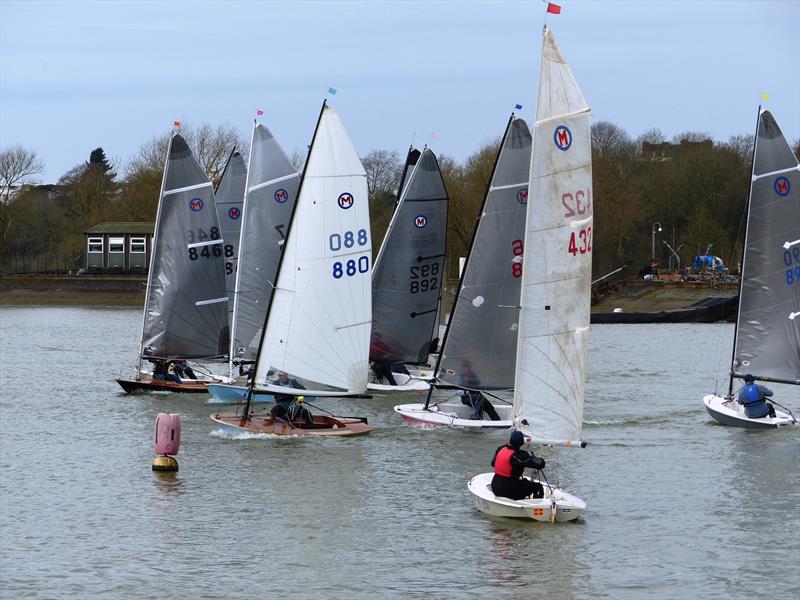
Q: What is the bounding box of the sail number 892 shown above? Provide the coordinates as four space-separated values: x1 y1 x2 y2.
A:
410 263 439 293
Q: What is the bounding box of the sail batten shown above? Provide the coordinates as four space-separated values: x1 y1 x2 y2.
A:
514 28 592 443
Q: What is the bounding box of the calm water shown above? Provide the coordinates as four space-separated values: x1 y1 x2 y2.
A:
1 306 798 599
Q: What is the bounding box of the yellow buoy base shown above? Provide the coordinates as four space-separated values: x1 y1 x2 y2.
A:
152 455 179 472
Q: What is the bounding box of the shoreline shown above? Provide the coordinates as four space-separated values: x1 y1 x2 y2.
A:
1 274 145 308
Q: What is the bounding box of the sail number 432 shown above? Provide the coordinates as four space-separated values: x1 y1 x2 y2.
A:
568 227 592 256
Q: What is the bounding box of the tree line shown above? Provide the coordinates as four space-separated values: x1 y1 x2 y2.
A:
2 122 798 277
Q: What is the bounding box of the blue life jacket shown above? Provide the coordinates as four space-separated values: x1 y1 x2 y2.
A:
738 383 769 418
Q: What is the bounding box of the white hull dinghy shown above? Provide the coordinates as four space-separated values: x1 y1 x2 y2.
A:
468 27 594 521
468 472 585 522
367 372 430 393
703 395 796 429
394 402 513 428
394 114 532 429
701 108 799 426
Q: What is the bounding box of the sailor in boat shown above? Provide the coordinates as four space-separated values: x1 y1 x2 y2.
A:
458 361 501 421
152 358 181 384
269 372 314 424
738 374 776 419
370 333 399 386
172 360 197 380
490 430 546 500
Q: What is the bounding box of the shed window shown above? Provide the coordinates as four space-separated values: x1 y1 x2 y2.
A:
109 237 124 253
88 237 103 253
130 237 146 253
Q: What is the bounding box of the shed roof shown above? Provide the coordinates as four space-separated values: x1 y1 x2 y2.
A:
84 222 155 235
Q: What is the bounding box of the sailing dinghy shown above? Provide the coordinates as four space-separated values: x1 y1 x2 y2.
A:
210 102 373 436
206 121 301 403
468 27 591 521
703 108 799 428
117 132 231 393
368 146 448 393
394 114 531 426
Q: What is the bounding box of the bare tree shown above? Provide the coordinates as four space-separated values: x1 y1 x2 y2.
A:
125 124 245 185
362 149 402 198
289 148 307 173
0 146 45 203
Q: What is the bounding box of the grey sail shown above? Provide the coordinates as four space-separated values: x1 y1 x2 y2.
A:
141 133 229 360
732 109 800 384
371 147 448 364
214 151 247 317
435 116 532 389
230 123 300 361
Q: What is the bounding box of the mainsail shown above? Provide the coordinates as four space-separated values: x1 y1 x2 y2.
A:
732 109 800 385
140 133 229 360
254 103 372 392
513 27 592 445
435 115 532 390
229 123 300 363
371 147 448 364
214 150 247 315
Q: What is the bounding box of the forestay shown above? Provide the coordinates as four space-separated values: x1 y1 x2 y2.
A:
732 110 800 384
436 116 531 390
141 133 229 360
371 147 448 364
230 123 300 362
214 151 247 316
514 28 593 445
255 104 372 392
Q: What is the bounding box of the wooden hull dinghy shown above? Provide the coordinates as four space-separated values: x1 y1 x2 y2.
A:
210 412 373 437
116 377 217 394
467 472 585 522
703 394 796 429
394 402 513 428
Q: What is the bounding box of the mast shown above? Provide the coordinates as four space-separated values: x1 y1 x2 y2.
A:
242 102 327 419
136 131 174 378
423 114 515 409
228 120 257 379
214 146 237 194
727 105 762 397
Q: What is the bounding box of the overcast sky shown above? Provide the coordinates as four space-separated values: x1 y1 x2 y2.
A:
1 0 798 182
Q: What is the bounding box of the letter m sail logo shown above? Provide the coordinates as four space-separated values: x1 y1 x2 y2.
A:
774 176 790 197
554 125 572 151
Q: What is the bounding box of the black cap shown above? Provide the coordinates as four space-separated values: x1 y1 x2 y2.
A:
509 430 525 447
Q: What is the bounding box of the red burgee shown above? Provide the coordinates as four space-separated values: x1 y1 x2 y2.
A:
256 110 264 116
547 2 561 14
173 120 181 127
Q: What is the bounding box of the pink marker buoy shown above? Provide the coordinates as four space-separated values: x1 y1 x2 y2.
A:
152 413 181 472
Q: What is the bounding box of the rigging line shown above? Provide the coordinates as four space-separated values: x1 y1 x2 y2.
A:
434 382 513 405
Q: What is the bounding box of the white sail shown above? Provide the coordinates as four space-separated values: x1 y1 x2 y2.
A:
254 104 372 392
513 27 592 446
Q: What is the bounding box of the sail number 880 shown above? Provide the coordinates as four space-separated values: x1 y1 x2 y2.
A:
333 256 370 279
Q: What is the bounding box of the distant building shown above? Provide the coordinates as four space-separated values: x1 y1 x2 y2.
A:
642 139 713 161
84 222 154 272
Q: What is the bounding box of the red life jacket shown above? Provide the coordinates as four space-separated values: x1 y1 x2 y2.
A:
494 447 515 478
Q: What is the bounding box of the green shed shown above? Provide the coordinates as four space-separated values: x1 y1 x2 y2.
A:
84 222 155 272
